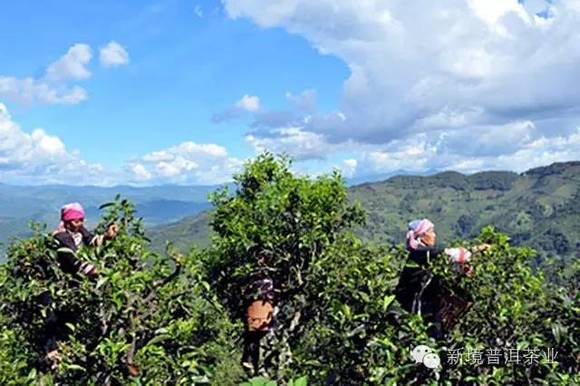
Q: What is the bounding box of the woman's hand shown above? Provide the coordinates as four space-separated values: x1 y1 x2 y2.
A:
445 247 475 277
463 264 474 277
105 223 119 240
79 262 97 277
445 247 472 264
470 243 491 253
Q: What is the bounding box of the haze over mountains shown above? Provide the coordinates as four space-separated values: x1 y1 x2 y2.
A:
1 162 578 267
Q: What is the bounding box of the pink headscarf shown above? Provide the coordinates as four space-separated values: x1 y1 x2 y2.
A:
61 202 85 222
406 218 434 251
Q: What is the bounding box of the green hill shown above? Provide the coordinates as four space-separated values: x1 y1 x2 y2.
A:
149 161 580 266
148 211 212 252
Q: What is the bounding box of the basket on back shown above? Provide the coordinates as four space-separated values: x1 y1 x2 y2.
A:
245 278 275 332
437 285 474 331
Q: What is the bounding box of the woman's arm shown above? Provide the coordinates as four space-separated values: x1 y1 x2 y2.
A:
470 243 491 253
85 223 119 247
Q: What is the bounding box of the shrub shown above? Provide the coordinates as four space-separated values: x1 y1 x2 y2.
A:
0 197 243 385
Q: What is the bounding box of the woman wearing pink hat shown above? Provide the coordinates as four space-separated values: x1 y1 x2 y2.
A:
45 202 119 369
395 218 488 337
52 202 118 276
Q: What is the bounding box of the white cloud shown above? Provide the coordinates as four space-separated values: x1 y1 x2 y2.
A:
245 127 332 160
439 120 539 157
126 141 244 184
0 77 88 104
236 94 261 112
1 43 91 105
99 41 130 67
488 128 580 172
129 163 152 181
213 94 262 122
341 158 357 178
0 104 246 186
1 41 127 105
467 0 529 27
286 89 317 113
414 106 483 130
223 0 580 177
361 137 437 174
45 43 92 82
0 103 105 184
354 125 580 177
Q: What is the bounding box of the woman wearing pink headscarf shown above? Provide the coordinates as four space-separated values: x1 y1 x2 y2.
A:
53 202 118 276
45 202 118 369
395 218 486 337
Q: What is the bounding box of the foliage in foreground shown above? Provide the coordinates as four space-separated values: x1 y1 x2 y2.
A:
207 154 578 385
0 198 243 385
0 153 578 385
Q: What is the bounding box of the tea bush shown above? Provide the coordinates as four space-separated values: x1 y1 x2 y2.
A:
0 198 243 385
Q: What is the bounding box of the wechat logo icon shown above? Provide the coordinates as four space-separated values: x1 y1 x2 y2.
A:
411 345 441 369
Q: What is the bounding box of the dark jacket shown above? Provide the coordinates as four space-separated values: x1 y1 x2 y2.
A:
395 246 445 319
53 226 96 274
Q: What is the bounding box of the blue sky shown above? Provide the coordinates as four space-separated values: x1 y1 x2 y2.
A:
1 0 579 185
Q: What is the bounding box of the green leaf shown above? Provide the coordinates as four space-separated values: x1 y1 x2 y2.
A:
64 364 86 372
96 277 108 289
26 368 37 379
99 202 115 210
291 376 308 386
342 304 352 319
242 377 272 386
382 295 395 311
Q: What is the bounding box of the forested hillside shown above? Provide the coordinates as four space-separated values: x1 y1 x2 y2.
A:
150 162 580 269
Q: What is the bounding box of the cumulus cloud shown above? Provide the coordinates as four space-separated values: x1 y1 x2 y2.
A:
1 41 128 105
45 44 92 82
286 89 317 113
246 126 331 160
99 41 130 67
126 141 244 184
0 77 88 105
0 103 246 186
213 94 262 123
0 103 106 184
236 94 261 112
356 125 580 176
341 158 358 178
0 43 94 105
223 0 580 177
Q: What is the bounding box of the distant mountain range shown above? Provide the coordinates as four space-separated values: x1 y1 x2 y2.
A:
148 161 580 267
0 173 420 255
0 184 218 255
2 162 578 267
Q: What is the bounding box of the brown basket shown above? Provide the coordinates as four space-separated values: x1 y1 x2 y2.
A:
246 300 274 332
437 287 473 330
127 363 139 377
